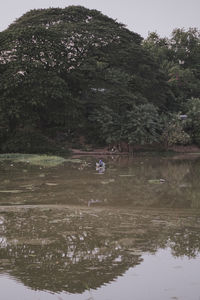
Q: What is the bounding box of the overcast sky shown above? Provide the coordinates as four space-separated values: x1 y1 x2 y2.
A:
1 0 199 38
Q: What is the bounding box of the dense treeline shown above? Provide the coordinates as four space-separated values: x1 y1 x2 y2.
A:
0 6 199 153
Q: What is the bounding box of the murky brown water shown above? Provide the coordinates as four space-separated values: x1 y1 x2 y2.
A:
0 154 200 299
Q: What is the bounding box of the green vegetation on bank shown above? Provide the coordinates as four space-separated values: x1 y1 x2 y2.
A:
0 153 85 167
0 153 67 167
0 6 199 153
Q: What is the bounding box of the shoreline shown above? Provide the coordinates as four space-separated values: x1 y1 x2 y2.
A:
70 144 200 155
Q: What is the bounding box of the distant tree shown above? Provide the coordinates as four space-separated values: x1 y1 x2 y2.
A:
143 28 200 111
170 28 200 72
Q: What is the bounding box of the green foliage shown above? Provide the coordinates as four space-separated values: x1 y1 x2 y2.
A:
124 104 163 145
0 7 199 152
161 113 191 147
0 6 153 151
144 28 200 111
170 28 200 70
184 98 200 145
90 103 162 146
1 129 62 154
89 106 122 145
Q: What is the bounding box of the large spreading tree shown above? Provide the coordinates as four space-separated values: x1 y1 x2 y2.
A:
0 6 184 152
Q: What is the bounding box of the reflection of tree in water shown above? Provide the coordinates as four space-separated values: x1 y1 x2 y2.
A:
96 158 195 208
152 161 192 208
168 228 200 258
0 243 140 293
184 162 200 209
0 208 200 294
0 209 143 293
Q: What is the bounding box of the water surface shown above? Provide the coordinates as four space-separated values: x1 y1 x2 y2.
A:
0 153 200 299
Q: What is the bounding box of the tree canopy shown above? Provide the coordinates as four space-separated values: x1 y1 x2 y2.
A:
0 6 199 153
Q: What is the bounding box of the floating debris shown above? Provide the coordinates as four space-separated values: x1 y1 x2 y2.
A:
119 175 135 177
0 217 5 225
88 199 102 207
39 174 45 178
20 184 35 190
148 179 166 184
101 179 115 185
0 190 23 193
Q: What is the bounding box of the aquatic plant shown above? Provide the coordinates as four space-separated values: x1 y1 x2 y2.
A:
0 153 66 167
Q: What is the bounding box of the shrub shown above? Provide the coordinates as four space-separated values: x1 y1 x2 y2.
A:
161 113 191 147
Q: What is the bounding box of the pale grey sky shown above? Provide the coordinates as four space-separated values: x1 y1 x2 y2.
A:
1 0 199 38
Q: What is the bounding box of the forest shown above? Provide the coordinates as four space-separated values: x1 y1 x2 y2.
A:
0 6 199 153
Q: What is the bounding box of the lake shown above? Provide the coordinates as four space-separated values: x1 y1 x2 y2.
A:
0 153 200 300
